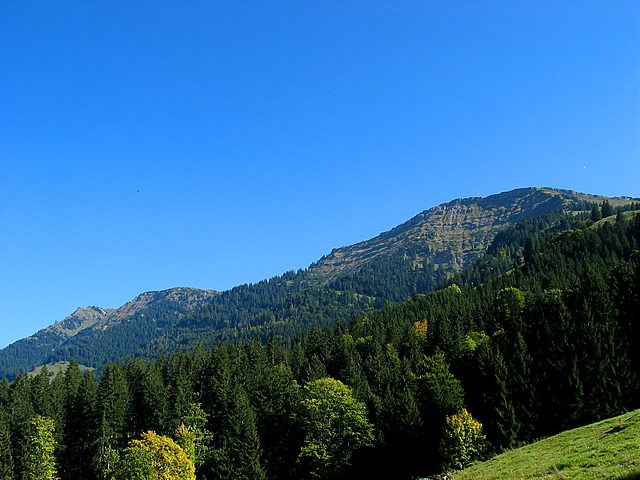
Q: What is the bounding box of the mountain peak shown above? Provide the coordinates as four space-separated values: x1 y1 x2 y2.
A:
307 187 622 280
1 187 636 380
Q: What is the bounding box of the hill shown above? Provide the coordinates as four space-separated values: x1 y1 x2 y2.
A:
0 187 636 379
0 287 217 380
0 194 637 480
452 409 640 480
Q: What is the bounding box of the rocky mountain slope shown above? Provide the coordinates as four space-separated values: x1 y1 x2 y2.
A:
0 287 216 379
306 187 632 280
0 187 635 380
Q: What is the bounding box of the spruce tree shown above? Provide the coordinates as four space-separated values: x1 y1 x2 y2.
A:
0 423 13 480
9 374 35 477
601 199 615 218
60 372 97 480
96 361 130 477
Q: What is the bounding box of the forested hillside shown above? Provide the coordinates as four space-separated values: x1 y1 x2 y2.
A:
0 288 217 381
1 188 634 382
0 206 636 480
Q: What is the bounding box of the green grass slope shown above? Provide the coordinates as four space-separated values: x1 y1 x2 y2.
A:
454 409 640 480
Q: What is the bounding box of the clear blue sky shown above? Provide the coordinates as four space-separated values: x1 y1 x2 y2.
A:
1 1 638 349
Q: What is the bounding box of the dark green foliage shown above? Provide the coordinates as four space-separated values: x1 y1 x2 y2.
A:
0 208 636 479
56 368 97 480
601 199 615 218
0 421 13 480
125 358 167 436
8 374 35 476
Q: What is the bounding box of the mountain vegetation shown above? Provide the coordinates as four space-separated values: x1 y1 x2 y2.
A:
0 288 217 380
2 187 633 382
0 188 637 479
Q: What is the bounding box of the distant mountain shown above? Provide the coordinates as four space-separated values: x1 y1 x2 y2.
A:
0 287 216 380
0 187 636 380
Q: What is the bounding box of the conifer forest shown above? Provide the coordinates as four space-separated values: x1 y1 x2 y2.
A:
0 206 638 480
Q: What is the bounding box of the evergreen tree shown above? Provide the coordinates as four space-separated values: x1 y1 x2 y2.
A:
96 361 130 477
9 374 35 477
415 353 465 421
226 386 265 480
471 342 519 449
126 358 167 436
601 199 615 218
177 402 210 470
60 372 97 480
0 422 13 480
30 367 55 420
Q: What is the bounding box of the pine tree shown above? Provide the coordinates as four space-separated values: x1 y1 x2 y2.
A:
96 361 130 477
9 374 35 477
0 423 13 480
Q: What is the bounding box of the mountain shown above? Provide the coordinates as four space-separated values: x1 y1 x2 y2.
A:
0 287 216 380
0 187 636 380
306 187 633 280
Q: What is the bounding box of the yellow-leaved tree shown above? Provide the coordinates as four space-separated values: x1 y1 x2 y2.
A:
439 408 488 470
412 319 429 348
113 431 195 480
25 415 58 480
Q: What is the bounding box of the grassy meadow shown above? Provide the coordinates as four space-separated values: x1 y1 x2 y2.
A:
453 409 640 480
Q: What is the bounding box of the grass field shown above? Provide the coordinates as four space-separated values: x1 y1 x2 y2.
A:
452 409 640 480
27 361 94 379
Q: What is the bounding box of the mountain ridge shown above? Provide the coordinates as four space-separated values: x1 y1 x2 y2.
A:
306 187 632 280
0 287 218 379
41 287 218 341
1 187 637 379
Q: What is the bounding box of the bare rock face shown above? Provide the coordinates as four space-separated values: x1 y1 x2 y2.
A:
307 187 595 281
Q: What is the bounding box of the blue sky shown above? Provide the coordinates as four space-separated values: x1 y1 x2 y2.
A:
1 1 638 349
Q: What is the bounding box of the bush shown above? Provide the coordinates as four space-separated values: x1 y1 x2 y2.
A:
439 408 488 470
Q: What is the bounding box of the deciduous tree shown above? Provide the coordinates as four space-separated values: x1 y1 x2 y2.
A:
113 431 195 480
439 408 488 470
25 415 58 480
298 377 374 479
